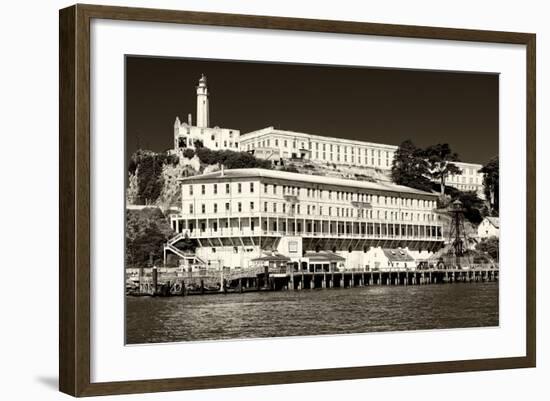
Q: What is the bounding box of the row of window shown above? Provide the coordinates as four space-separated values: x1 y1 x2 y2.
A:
448 175 482 185
248 138 391 157
180 220 442 238
186 201 436 221
245 140 393 166
187 183 436 209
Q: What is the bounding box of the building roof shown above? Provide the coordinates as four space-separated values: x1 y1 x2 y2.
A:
382 248 415 262
179 168 436 197
484 216 500 228
240 126 398 150
304 251 346 262
251 253 291 262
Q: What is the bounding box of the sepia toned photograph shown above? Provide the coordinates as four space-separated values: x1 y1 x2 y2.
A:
124 56 500 345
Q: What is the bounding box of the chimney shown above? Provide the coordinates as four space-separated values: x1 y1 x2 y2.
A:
188 113 192 126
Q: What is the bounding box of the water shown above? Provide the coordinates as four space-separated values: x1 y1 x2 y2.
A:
125 282 498 344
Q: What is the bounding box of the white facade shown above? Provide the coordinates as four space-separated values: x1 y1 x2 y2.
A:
477 216 500 239
446 161 485 199
168 168 444 270
173 75 241 152
240 127 397 169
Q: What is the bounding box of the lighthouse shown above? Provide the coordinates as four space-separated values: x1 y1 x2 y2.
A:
196 74 209 128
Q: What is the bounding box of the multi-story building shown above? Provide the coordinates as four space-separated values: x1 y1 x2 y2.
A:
239 128 485 199
173 75 241 152
240 126 397 169
446 161 484 198
166 168 444 271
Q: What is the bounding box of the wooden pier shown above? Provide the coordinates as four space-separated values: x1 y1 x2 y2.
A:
126 265 498 297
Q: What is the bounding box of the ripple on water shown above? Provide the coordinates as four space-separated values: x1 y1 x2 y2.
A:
126 282 498 344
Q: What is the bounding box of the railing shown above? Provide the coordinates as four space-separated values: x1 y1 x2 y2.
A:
180 229 443 241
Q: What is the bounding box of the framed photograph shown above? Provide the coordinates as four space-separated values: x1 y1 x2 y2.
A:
59 4 536 397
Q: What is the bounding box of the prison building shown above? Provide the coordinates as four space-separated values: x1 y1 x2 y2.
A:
239 126 397 169
446 161 485 199
166 168 444 270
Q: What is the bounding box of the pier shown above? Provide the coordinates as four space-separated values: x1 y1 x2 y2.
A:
126 264 498 297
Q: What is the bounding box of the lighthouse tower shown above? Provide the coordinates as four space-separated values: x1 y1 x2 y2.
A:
196 74 209 128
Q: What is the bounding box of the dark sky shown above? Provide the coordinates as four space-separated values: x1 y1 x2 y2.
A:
126 56 498 164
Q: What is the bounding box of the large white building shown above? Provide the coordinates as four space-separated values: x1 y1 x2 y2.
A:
240 126 397 169
446 161 484 196
239 127 485 199
173 75 241 152
166 168 444 271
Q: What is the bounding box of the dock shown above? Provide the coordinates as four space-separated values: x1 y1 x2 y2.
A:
126 265 498 297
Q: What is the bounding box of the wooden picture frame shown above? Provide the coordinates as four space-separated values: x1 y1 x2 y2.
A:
59 3 536 397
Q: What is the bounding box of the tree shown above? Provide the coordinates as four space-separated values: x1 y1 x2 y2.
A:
424 143 462 197
391 140 433 192
455 191 484 225
136 153 165 205
480 156 499 215
182 148 195 159
476 236 499 261
126 208 174 267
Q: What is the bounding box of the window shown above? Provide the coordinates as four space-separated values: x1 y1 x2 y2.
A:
214 203 218 213
273 203 277 213
250 202 254 211
213 184 217 194
189 185 193 195
238 202 242 212
189 204 193 214
283 203 286 213
250 182 254 193
226 183 230 194
264 183 268 193
201 185 205 195
225 202 230 212
201 204 206 214
238 183 242 193
264 202 268 212
273 184 277 195
275 139 279 146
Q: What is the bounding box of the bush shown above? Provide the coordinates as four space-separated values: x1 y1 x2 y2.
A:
475 236 499 260
128 150 177 205
195 147 272 169
125 208 174 267
182 148 195 159
280 164 299 173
